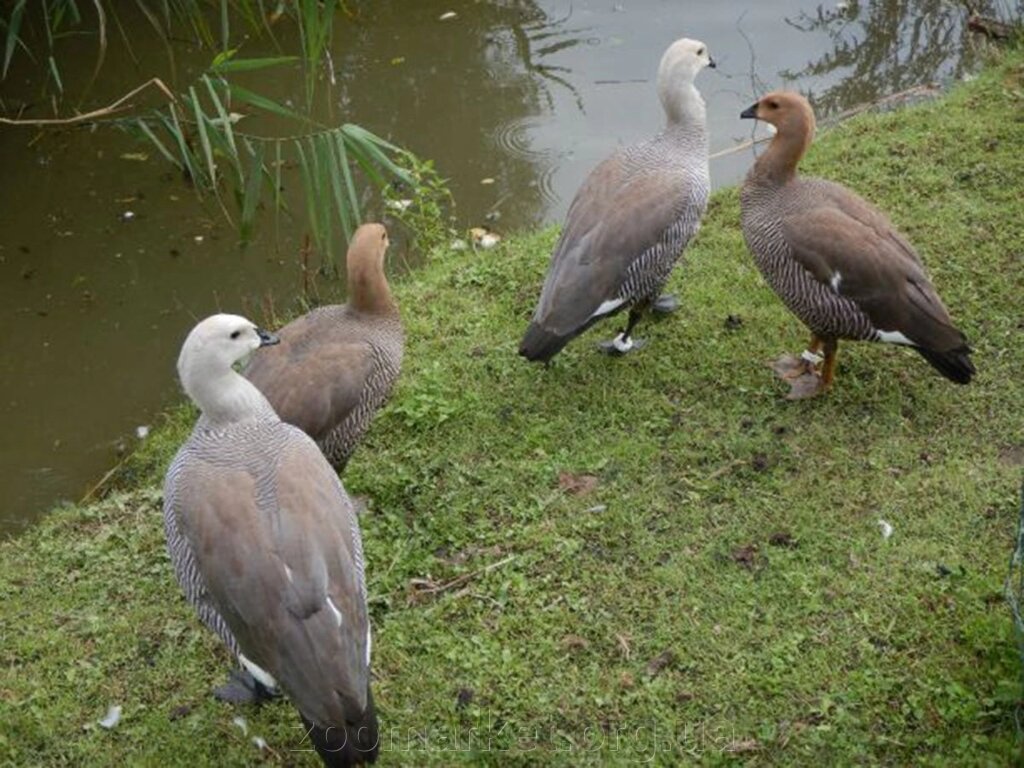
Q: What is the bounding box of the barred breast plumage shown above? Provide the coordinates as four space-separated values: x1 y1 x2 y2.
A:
741 178 878 342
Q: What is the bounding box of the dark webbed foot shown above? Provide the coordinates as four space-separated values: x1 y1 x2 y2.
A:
597 333 647 356
651 294 680 315
213 668 279 705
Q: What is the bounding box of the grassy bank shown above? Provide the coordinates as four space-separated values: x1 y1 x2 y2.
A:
3 48 1024 766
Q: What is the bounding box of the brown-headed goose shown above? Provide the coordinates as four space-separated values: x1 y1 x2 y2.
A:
519 37 715 362
245 223 402 471
164 314 378 766
739 91 974 398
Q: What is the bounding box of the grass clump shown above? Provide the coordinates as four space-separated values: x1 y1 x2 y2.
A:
2 48 1024 767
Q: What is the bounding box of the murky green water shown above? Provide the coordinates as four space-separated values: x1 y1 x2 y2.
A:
0 0 1006 534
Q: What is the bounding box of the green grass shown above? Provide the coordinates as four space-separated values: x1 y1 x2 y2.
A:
3 48 1024 767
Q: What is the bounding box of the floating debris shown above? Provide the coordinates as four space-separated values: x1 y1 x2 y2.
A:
469 227 500 249
120 152 149 162
210 112 245 127
135 425 150 440
121 211 136 221
438 11 457 21
98 705 122 730
385 199 413 212
480 177 495 185
878 519 894 540
193 235 204 243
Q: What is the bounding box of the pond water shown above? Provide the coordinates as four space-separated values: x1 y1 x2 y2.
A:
0 0 1007 534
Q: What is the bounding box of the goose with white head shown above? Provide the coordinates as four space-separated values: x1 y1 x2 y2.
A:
519 36 715 362
164 314 379 767
739 91 974 398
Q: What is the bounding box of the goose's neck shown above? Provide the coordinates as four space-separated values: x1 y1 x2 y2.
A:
348 258 397 316
185 368 276 427
750 125 812 187
660 82 706 131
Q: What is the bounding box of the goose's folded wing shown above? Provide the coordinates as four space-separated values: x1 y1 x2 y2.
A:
781 205 962 349
534 156 694 335
177 429 370 726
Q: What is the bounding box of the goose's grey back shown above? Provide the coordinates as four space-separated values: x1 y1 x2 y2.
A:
533 122 710 334
163 415 371 725
244 303 403 471
315 305 403 468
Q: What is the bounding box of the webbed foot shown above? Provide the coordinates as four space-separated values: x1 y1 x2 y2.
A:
651 294 680 315
770 353 827 399
597 332 647 356
213 668 279 705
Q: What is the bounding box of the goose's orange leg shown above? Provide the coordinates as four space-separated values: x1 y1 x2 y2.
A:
820 339 839 390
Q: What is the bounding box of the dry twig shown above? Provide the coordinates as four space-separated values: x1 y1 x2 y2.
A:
0 78 176 126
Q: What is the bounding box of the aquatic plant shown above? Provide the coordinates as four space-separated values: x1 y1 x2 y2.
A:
0 1 453 272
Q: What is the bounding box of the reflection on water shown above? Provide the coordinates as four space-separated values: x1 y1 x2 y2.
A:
783 0 1004 116
0 0 1015 534
328 1 580 232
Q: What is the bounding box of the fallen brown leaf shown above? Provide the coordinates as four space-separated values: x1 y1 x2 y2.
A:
558 472 599 496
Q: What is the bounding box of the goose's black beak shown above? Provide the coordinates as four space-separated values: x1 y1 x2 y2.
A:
256 328 280 347
740 102 759 120
707 56 716 69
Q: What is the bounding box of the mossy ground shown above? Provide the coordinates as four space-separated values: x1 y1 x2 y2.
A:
3 48 1024 767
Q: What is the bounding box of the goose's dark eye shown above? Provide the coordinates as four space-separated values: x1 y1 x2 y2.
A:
230 330 241 339
697 47 705 56
768 100 779 110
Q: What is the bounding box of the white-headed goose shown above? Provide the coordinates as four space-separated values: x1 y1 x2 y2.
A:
519 37 715 362
164 314 378 766
739 91 974 398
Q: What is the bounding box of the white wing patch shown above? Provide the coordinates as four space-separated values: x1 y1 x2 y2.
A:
366 624 373 667
876 329 914 346
591 297 625 319
325 596 344 627
829 271 842 293
239 653 278 690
